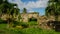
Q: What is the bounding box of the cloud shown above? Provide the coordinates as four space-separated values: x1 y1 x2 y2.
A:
8 0 49 15
28 11 35 12
26 0 49 8
8 0 49 9
8 0 25 9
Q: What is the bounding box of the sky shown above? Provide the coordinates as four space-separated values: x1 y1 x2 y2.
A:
8 0 49 16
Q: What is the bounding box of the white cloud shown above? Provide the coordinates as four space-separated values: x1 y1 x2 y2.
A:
8 0 49 9
8 0 25 9
8 0 49 13
28 11 35 12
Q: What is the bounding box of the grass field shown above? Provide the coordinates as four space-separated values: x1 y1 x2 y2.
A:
28 21 38 26
0 24 60 34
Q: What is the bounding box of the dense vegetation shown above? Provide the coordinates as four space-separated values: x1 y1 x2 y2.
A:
45 0 60 21
0 0 60 34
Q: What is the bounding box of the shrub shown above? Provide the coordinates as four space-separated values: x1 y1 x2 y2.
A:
0 19 7 24
19 22 29 28
13 21 29 28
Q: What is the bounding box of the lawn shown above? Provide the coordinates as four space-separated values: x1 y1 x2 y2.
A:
8 27 60 34
28 21 38 26
0 23 60 34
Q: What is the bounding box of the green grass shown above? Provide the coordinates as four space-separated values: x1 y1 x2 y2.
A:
0 24 60 34
28 21 38 26
8 27 60 34
0 24 7 34
21 27 60 34
0 24 7 30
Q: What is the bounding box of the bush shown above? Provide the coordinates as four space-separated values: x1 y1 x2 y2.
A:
0 19 7 24
19 22 29 28
13 21 29 28
13 21 19 27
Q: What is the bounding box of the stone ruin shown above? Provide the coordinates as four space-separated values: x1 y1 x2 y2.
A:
20 12 39 22
20 12 56 29
0 12 60 31
20 12 60 31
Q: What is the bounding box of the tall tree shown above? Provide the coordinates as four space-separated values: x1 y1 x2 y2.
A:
0 0 20 28
45 0 60 21
23 8 27 13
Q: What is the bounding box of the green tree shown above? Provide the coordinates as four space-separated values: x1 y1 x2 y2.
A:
23 8 27 13
0 0 20 28
45 0 60 21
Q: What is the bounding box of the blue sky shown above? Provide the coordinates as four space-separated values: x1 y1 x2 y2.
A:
21 0 38 2
8 0 49 16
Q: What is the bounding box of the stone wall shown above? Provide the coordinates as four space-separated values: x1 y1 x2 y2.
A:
0 14 19 21
20 12 39 22
20 13 56 29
